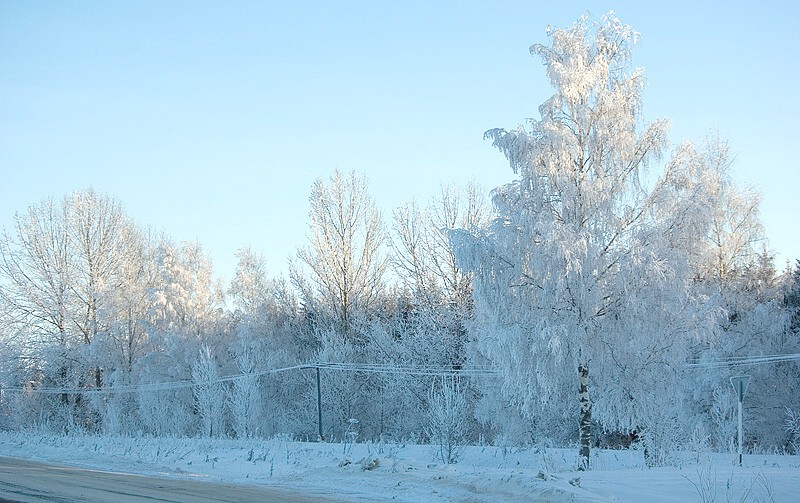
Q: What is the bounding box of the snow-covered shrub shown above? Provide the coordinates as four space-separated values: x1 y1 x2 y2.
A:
103 371 145 436
637 394 685 468
343 418 358 455
136 387 193 437
427 376 467 464
688 461 717 503
192 345 225 437
784 408 800 454
688 422 712 464
228 337 265 439
229 374 259 439
707 386 737 452
314 328 378 441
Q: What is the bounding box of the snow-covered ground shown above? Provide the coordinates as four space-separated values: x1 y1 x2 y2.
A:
0 432 797 502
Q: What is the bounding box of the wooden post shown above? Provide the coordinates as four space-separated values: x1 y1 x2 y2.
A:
316 367 324 441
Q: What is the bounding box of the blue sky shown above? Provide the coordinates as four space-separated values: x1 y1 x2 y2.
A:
2 1 798 283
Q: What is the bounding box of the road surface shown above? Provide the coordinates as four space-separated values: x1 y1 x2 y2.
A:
0 456 347 502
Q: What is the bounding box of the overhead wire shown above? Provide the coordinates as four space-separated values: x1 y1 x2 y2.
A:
685 352 800 369
5 352 798 395
0 362 497 396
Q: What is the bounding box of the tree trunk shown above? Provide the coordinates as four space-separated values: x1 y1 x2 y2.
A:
578 363 591 470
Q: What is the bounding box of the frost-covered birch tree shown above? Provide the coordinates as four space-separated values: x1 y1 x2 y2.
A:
392 183 487 306
228 337 265 439
0 196 74 374
192 345 224 437
229 247 273 317
150 241 224 342
661 136 765 285
0 190 150 430
294 170 387 338
391 183 489 368
427 376 468 464
101 229 158 374
452 14 703 469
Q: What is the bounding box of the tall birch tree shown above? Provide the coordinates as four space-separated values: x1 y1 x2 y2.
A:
392 183 487 307
0 191 144 382
452 14 702 469
392 183 489 369
294 169 386 338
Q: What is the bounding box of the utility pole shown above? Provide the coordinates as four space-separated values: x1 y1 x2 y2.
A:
316 366 324 441
730 375 750 466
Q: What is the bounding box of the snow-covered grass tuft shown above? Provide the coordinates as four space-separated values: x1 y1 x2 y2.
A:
0 431 798 502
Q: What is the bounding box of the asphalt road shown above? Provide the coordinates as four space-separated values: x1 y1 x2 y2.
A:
0 456 347 503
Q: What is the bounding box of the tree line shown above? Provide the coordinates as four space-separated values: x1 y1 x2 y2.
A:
1 14 799 468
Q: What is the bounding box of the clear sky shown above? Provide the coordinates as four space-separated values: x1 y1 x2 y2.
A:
2 1 798 283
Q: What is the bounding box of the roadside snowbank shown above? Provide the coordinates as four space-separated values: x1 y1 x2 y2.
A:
0 432 797 502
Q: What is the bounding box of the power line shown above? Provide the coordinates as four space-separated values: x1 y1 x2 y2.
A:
314 362 498 377
0 362 497 396
5 352 797 395
686 352 800 370
0 363 308 396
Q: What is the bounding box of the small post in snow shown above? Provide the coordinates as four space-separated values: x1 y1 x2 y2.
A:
730 375 750 466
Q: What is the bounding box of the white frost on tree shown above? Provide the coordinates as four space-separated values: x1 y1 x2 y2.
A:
452 13 710 469
293 169 387 338
192 345 224 437
427 376 468 465
391 183 489 369
228 338 264 439
150 241 224 342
